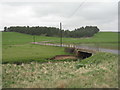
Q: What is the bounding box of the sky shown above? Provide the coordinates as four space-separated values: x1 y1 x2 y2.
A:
0 0 119 32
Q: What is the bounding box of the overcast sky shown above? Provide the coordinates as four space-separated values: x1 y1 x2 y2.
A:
0 0 119 31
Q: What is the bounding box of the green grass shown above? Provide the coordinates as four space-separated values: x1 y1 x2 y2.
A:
2 32 72 63
2 44 71 63
2 32 33 45
2 32 118 44
77 52 118 67
2 32 118 88
2 52 118 88
2 32 119 49
60 32 118 44
2 31 119 63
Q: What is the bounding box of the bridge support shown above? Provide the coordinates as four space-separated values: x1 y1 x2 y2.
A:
64 47 93 59
76 51 92 59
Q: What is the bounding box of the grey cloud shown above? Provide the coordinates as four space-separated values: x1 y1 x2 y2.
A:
32 2 80 18
73 2 117 22
0 1 118 31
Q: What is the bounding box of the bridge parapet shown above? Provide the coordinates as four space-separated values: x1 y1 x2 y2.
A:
75 48 97 54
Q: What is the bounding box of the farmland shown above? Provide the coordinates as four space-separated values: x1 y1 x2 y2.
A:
2 31 119 88
2 44 72 64
3 32 118 44
2 32 119 63
3 32 119 49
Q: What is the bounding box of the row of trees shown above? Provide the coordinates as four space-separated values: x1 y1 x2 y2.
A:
4 26 99 38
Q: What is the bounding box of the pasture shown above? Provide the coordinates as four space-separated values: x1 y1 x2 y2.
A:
3 32 119 44
2 31 119 88
2 32 119 49
2 44 72 64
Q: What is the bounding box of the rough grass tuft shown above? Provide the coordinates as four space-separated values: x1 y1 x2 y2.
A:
2 52 118 88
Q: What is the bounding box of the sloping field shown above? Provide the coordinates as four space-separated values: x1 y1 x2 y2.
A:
2 32 118 45
2 44 71 63
2 32 33 45
91 32 118 43
2 32 118 88
2 32 119 50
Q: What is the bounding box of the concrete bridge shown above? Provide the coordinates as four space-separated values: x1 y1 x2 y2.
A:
32 42 119 55
32 42 98 59
64 47 94 59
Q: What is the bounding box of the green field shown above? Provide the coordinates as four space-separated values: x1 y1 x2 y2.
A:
3 32 118 44
2 44 72 64
2 32 71 63
2 32 119 49
2 32 33 45
2 32 118 88
2 31 119 63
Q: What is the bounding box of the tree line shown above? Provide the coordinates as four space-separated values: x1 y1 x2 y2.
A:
4 26 99 38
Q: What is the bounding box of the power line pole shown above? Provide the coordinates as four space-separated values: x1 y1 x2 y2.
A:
33 35 35 44
60 22 62 47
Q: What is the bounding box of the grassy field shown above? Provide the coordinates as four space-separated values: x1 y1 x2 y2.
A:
3 32 118 44
2 31 118 63
2 32 72 63
2 32 119 49
2 32 33 45
2 52 118 88
2 44 72 64
2 31 118 88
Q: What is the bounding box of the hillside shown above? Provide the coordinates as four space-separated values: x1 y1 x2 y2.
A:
2 32 118 45
2 31 118 88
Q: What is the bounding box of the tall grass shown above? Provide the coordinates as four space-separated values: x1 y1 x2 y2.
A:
2 52 118 88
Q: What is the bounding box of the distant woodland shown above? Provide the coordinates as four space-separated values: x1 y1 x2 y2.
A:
4 26 99 38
